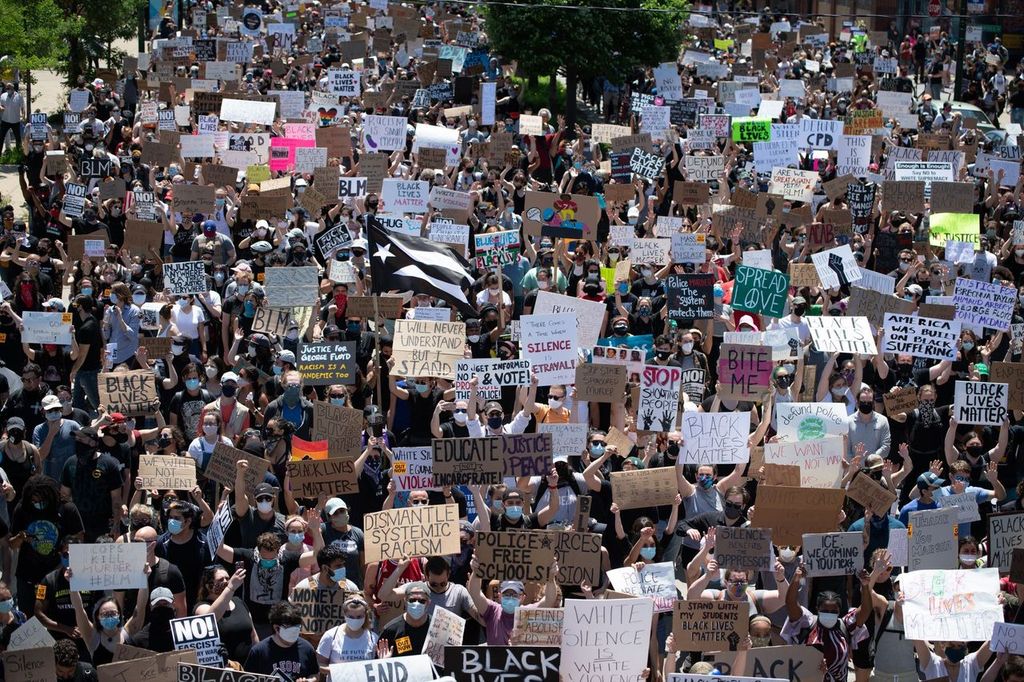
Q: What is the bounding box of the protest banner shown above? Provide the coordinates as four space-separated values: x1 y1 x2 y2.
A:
98 370 159 416
69 542 147 591
730 265 789 318
138 455 197 491
522 192 601 240
679 411 750 464
931 181 976 215
2 648 55 682
731 117 771 142
606 561 677 612
811 244 863 289
764 436 844 488
846 472 898 516
163 261 208 295
21 311 73 345
512 608 563 645
297 341 356 385
610 467 679 510
499 434 553 478
684 154 726 182
542 530 603 585
752 486 845 546
717 344 772 400
445 647 560 682
805 316 876 355
363 504 460 563
575 363 626 403
392 319 465 381
630 238 673 265
290 586 346 635
708 646 824 682
7 617 55 652
987 511 1024 573
954 277 1016 331
534 290 607 349
561 599 654 682
176 664 275 680
990 362 1024 411
629 146 666 179
329 655 435 682
638 364 682 432
883 385 920 415
314 224 353 260
953 380 1008 426
671 232 707 263
473 230 520 267
672 676 785 682
170 614 220 666
774 402 850 442
937 491 982 524
205 443 271 494
474 532 556 582
900 568 1003 641
715 526 773 572
666 273 714 319
285 458 357 498
345 295 404 319
312 402 364 458
538 423 589 462
908 507 959 570
930 212 981 247
882 313 960 360
802 532 862 576
432 437 505 486
520 313 576 385
454 358 532 402
673 600 748 652
264 267 320 308
422 606 466 667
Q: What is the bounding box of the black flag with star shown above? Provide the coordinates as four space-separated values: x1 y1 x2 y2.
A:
366 216 477 319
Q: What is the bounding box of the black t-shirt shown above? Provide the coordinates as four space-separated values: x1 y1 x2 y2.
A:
157 530 207 609
38 566 98 632
11 502 82 582
379 614 430 657
168 388 214 439
232 547 302 625
75 316 103 371
122 558 186 623
60 452 123 539
244 636 318 677
198 596 254 664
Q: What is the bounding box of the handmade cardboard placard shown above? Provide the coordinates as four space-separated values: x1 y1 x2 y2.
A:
205 443 271 494
346 295 405 319
883 385 919 415
98 370 159 416
284 458 357 498
673 599 748 652
474 531 555 583
138 455 197 491
717 344 771 400
907 507 959 571
312 401 364 458
846 471 898 516
511 608 563 645
363 504 460 563
714 526 773 572
987 511 1024 574
2 647 55 682
953 380 1008 426
574 363 626 403
990 363 1024 411
752 486 845 546
802 532 862 576
610 467 678 510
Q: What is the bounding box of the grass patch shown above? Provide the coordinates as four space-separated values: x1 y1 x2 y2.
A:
0 147 24 165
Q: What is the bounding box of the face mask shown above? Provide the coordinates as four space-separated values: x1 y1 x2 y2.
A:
75 441 94 458
237 284 249 296
724 504 742 520
779 548 797 562
132 293 146 306
467 334 480 343
45 410 61 422
945 647 967 663
330 397 346 406
501 596 520 614
81 287 93 297
332 511 349 527
549 399 563 409
899 261 910 272
504 506 524 520
331 566 347 582
167 518 184 535
959 553 978 565
657 350 672 361
817 612 839 628
639 546 657 560
857 401 874 414
487 415 503 430
221 384 237 398
830 387 846 397
415 383 430 394
259 557 277 569
257 501 274 514
681 342 694 354
185 378 201 392
99 615 121 631
590 443 605 456
8 432 22 445
0 599 13 614
897 364 913 377
277 625 301 644
272 364 284 376
962 341 974 351
171 343 186 356
345 616 365 629
751 635 772 648
698 474 714 490
776 375 794 389
792 305 807 316
613 325 629 336
406 601 426 619
537 280 550 290
33 500 46 511
203 424 218 436
284 385 301 401
177 298 189 309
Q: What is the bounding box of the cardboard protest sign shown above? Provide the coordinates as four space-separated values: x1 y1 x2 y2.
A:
572 361 626 404
847 287 915 327
990 362 1024 411
988 511 1024 573
522 192 601 240
7 617 55 651
172 184 216 215
297 341 356 385
708 646 824 682
666 273 714 319
163 261 208 295
752 486 845 546
953 277 1016 331
538 423 589 462
883 385 920 415
717 344 772 400
805 316 876 355
250 307 291 337
679 411 750 464
474 531 556 582
533 290 607 349
882 313 960 360
802 532 862 576
764 436 844 488
473 230 520 267
811 245 863 289
715 526 773 572
329 656 435 682
937 490 981 524
511 609 563 645
637 364 682 432
391 447 434 492
610 467 678 510
346 295 404 319
520 314 576 385
170 614 221 665
392 319 465 380
499 434 553 478
731 266 789 318
312 402 364 458
99 370 159 416
900 568 1003 641
363 504 460 563
432 437 506 486
2 648 55 682
422 606 465 668
774 402 850 442
561 599 653 682
205 443 271 494
264 267 320 308
606 561 677 611
138 455 197 491
908 507 959 571
673 600 748 652
291 586 347 635
69 542 147 590
846 472 898 516
769 167 819 202
285 458 357 498
176 664 275 680
21 311 73 345
953 380 1008 426
445 646 560 682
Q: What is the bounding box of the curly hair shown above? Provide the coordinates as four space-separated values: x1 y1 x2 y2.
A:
19 475 60 512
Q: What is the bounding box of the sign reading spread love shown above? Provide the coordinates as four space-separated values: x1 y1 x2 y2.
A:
731 266 789 318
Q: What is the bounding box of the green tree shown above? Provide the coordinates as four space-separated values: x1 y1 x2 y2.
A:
0 0 77 72
484 0 689 124
57 0 146 86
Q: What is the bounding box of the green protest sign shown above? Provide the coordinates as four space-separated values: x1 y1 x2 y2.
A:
731 117 772 142
731 265 790 318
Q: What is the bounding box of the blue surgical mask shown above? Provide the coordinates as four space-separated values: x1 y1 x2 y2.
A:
415 383 430 394
81 287 93 297
406 601 426 618
640 546 657 560
590 443 605 456
99 615 121 631
185 378 201 391
331 397 346 406
109 293 120 305
167 518 184 535
0 599 13 614
243 301 255 316
273 365 284 376
962 341 974 351
45 410 61 422
501 596 519 614
347 322 361 333
817 612 839 629
259 558 277 569
331 566 347 582
132 293 146 306
288 532 305 545
504 506 523 521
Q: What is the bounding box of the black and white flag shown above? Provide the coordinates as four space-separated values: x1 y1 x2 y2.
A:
367 216 476 318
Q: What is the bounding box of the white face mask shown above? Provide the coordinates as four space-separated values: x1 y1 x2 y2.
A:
488 287 500 296
203 424 218 436
257 500 273 514
345 616 365 630
277 625 301 644
537 280 550 290
549 399 562 410
467 334 480 343
778 548 797 562
608 253 619 263
1015 249 1024 258
453 411 467 424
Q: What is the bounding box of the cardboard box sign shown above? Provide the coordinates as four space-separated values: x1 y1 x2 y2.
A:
474 531 555 583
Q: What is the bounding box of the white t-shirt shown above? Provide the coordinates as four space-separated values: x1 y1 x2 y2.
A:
316 625 378 664
171 304 208 339
920 650 984 682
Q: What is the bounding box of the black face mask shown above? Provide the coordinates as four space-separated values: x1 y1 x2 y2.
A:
966 445 985 457
792 305 807 316
776 375 794 389
157 436 172 449
656 350 672 360
7 432 22 445
857 401 874 414
111 432 129 444
897 363 913 377
724 504 743 520
75 441 95 457
666 443 679 458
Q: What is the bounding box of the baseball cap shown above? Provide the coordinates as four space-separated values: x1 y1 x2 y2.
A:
325 498 348 515
975 363 990 376
42 298 66 312
625 456 646 470
863 454 885 471
150 587 174 606
249 333 272 348
41 395 62 411
917 472 944 489
255 219 270 230
351 238 368 250
6 417 25 432
278 350 296 365
251 241 273 253
483 401 503 415
737 314 758 330
254 482 279 499
791 296 807 305
108 412 127 424
220 371 239 384
499 580 525 595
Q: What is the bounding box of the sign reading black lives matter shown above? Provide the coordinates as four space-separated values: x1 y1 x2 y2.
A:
954 380 1008 426
163 261 208 295
629 147 666 179
444 646 560 682
297 341 357 385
